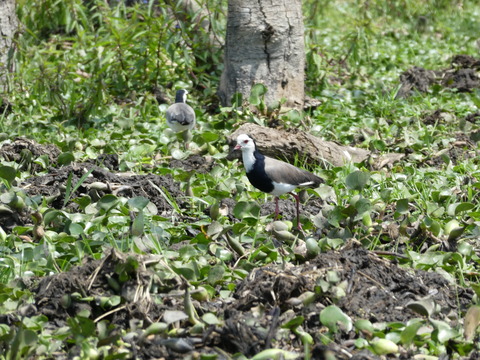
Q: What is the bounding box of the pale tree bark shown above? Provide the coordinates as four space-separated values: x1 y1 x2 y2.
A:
0 0 18 89
218 0 305 109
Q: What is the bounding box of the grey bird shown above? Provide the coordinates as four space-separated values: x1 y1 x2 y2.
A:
166 89 196 148
234 134 323 230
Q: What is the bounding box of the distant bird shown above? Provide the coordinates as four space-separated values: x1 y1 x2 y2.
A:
234 134 323 230
166 89 196 148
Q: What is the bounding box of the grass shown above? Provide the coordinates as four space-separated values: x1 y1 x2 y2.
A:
0 0 480 358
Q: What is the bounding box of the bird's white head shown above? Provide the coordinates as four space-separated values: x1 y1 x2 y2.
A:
234 134 256 172
234 134 256 152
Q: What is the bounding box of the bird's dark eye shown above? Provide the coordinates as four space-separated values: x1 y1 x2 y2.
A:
243 140 248 144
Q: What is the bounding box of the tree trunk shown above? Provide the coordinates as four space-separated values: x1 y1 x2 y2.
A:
219 0 305 110
0 0 18 89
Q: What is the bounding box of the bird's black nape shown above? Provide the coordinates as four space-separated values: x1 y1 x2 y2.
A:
174 89 187 103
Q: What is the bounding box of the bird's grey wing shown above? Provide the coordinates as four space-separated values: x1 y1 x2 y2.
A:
264 157 322 186
166 104 196 125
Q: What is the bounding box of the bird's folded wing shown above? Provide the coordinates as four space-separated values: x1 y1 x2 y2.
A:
264 157 321 186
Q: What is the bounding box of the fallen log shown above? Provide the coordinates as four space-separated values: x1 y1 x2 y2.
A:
227 123 404 169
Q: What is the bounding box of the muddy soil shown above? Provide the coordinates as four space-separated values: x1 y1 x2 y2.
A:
396 55 480 98
15 243 472 359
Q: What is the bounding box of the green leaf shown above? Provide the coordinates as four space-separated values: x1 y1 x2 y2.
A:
128 196 150 210
354 319 374 334
454 202 474 215
202 312 221 325
97 194 120 211
201 131 219 142
287 109 302 123
57 152 75 166
131 211 144 237
395 198 409 214
400 319 424 345
0 166 16 186
448 202 475 216
230 92 243 106
68 222 84 236
233 201 260 219
345 170 370 191
281 316 305 329
207 265 225 285
249 83 268 106
251 349 298 360
43 209 65 225
319 305 352 333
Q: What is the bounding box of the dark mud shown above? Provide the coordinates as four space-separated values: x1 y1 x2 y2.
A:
22 163 187 215
19 243 473 359
0 137 61 173
396 55 480 98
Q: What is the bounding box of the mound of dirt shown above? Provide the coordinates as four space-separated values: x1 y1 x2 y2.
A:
22 163 187 215
169 154 214 173
396 55 480 98
0 138 61 173
17 243 474 359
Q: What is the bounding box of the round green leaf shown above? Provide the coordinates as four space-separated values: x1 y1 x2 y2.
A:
97 194 120 211
233 201 260 219
0 166 16 185
57 152 75 166
345 170 370 191
320 305 352 333
128 196 150 210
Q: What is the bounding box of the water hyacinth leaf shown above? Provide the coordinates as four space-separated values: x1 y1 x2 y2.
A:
57 152 75 166
354 198 372 220
251 349 298 360
401 319 424 345
320 305 352 333
448 202 474 216
233 201 260 219
395 198 409 214
249 83 268 106
68 222 84 236
43 209 66 225
345 170 370 191
430 318 458 343
370 338 399 355
207 264 225 285
0 166 16 186
281 316 305 329
128 196 150 210
131 211 144 237
201 131 219 142
202 312 221 325
354 319 374 335
97 194 120 211
287 109 302 123
454 202 474 215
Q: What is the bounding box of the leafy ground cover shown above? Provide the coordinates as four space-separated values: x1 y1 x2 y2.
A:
1 0 480 359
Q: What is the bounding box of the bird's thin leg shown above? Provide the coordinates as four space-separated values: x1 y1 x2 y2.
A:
274 197 280 219
182 130 192 150
290 193 302 231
